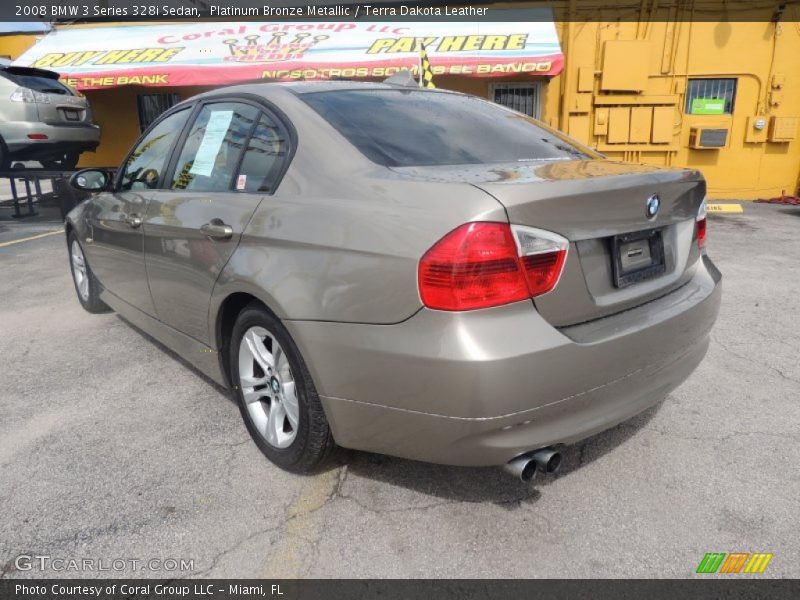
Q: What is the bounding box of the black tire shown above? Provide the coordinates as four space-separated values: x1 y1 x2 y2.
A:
42 151 80 170
230 303 336 472
67 232 110 314
0 143 9 171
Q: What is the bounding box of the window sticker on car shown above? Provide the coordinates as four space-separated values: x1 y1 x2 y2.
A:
236 174 247 190
189 110 233 176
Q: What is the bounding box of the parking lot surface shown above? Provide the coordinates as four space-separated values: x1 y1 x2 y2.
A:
1 203 798 578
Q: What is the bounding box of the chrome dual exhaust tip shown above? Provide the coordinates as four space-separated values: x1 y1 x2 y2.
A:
503 454 540 482
503 447 563 482
532 447 562 475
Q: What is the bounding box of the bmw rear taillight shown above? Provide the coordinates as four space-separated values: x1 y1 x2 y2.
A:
696 198 708 249
418 222 568 311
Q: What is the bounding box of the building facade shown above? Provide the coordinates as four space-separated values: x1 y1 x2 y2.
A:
2 1 799 199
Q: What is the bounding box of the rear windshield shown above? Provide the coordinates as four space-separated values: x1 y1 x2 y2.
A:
0 70 73 95
301 89 593 167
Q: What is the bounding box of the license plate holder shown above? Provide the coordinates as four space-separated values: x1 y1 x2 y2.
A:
611 228 666 288
62 109 80 121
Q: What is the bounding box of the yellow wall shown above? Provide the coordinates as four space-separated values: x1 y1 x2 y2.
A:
539 4 800 199
0 34 39 60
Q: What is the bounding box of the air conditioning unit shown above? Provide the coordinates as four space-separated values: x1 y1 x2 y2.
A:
688 127 729 149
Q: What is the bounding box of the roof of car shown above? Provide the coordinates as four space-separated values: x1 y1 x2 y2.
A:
278 80 437 94
180 79 457 113
195 79 450 98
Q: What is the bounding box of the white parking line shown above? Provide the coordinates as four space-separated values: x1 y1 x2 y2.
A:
0 229 62 248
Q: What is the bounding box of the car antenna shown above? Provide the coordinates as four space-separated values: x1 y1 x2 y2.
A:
383 70 418 88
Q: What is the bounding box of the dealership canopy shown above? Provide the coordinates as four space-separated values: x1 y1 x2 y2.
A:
13 20 564 90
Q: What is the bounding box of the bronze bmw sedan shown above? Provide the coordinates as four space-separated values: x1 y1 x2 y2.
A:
66 82 721 479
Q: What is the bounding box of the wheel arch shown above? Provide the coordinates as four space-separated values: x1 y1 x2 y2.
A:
63 198 90 242
213 290 282 390
64 216 84 247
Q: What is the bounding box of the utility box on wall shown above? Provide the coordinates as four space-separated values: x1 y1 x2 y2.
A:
629 107 653 143
601 41 650 92
768 117 798 142
651 106 675 143
745 116 770 143
607 107 631 143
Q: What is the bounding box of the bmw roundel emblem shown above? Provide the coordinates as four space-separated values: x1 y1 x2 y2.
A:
646 194 661 219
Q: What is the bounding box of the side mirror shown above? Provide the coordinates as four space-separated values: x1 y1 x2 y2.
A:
70 168 111 192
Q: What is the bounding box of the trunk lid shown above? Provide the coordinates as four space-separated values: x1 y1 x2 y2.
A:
37 92 92 127
392 159 706 326
4 66 93 126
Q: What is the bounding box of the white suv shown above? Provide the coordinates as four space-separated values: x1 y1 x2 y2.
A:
0 59 100 170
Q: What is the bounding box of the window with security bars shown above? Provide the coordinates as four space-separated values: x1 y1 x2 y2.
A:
685 79 737 115
136 93 180 132
490 83 541 118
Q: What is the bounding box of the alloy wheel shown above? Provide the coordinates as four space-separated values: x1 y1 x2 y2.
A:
238 326 300 449
71 240 89 301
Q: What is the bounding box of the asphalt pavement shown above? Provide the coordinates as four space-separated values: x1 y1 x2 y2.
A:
0 202 798 578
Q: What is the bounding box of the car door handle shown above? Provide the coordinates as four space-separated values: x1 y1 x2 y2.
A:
200 219 233 241
125 214 142 228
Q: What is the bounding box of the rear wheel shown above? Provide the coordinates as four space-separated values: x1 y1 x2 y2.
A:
230 304 335 472
0 143 9 171
68 232 110 313
41 151 80 170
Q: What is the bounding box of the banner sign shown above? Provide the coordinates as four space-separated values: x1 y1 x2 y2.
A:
13 20 563 90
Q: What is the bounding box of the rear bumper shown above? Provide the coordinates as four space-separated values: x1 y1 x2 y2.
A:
2 121 100 158
286 256 722 466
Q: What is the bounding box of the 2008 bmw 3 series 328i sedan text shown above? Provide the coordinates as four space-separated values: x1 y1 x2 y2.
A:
66 81 721 479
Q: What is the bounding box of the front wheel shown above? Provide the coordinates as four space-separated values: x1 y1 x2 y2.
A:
230 304 335 472
68 233 110 313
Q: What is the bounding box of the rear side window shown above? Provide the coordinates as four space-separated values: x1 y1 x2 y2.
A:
0 70 73 95
301 90 592 167
171 102 259 192
236 113 289 193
